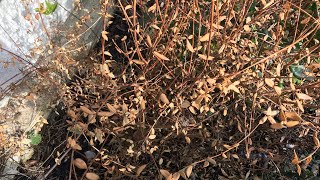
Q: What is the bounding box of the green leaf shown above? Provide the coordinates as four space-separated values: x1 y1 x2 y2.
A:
30 133 42 145
43 0 58 15
290 65 306 79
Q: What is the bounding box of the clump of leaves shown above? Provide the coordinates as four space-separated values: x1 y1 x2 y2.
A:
35 0 58 15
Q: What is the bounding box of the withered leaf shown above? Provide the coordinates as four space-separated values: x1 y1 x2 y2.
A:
186 39 194 52
160 93 170 104
132 59 145 65
74 158 87 169
160 169 171 178
198 54 214 61
86 172 100 180
292 150 299 165
153 51 169 61
265 78 274 87
185 165 193 178
286 121 300 128
106 103 117 113
270 123 284 129
97 111 114 117
313 131 320 147
136 164 147 176
296 93 313 100
80 106 95 115
285 112 302 121
101 31 108 41
199 32 213 42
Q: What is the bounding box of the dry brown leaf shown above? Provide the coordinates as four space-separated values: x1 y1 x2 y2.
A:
292 150 299 165
203 161 210 168
285 112 302 121
189 106 196 114
74 158 87 169
244 25 251 32
296 164 301 176
172 172 180 180
149 134 156 140
153 51 169 61
80 106 95 115
313 131 320 147
86 172 100 180
296 99 304 112
186 39 194 52
286 121 300 128
276 63 281 76
160 93 170 104
207 157 217 166
274 86 282 96
132 59 145 65
231 154 239 159
198 54 214 60
160 169 171 178
185 165 193 178
136 164 147 177
199 32 213 42
101 31 108 41
185 136 191 144
68 137 82 150
67 110 77 119
97 111 114 117
140 98 146 110
300 17 310 24
270 123 284 129
296 93 313 100
306 156 312 166
221 153 228 159
181 100 190 108
279 109 286 122
146 35 152 47
265 78 274 87
106 103 117 113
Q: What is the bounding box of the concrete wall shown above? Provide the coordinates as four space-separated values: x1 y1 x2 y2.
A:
0 0 112 178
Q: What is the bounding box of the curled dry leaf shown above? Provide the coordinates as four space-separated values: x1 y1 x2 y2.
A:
106 103 117 113
181 100 190 108
265 78 274 87
199 32 213 42
132 59 145 65
274 86 282 96
136 164 147 177
80 106 95 115
285 121 300 128
68 137 82 150
160 169 171 178
185 165 193 178
244 25 251 32
270 123 284 129
186 39 194 52
149 134 156 139
153 51 169 61
160 93 170 104
86 172 100 180
97 111 114 117
172 172 180 180
198 54 214 60
146 35 152 47
292 149 299 165
74 158 87 169
313 131 320 147
285 112 303 121
101 31 108 41
296 93 313 100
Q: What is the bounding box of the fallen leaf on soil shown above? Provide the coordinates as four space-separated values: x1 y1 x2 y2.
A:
74 158 87 169
136 164 147 176
153 51 169 61
86 172 100 180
